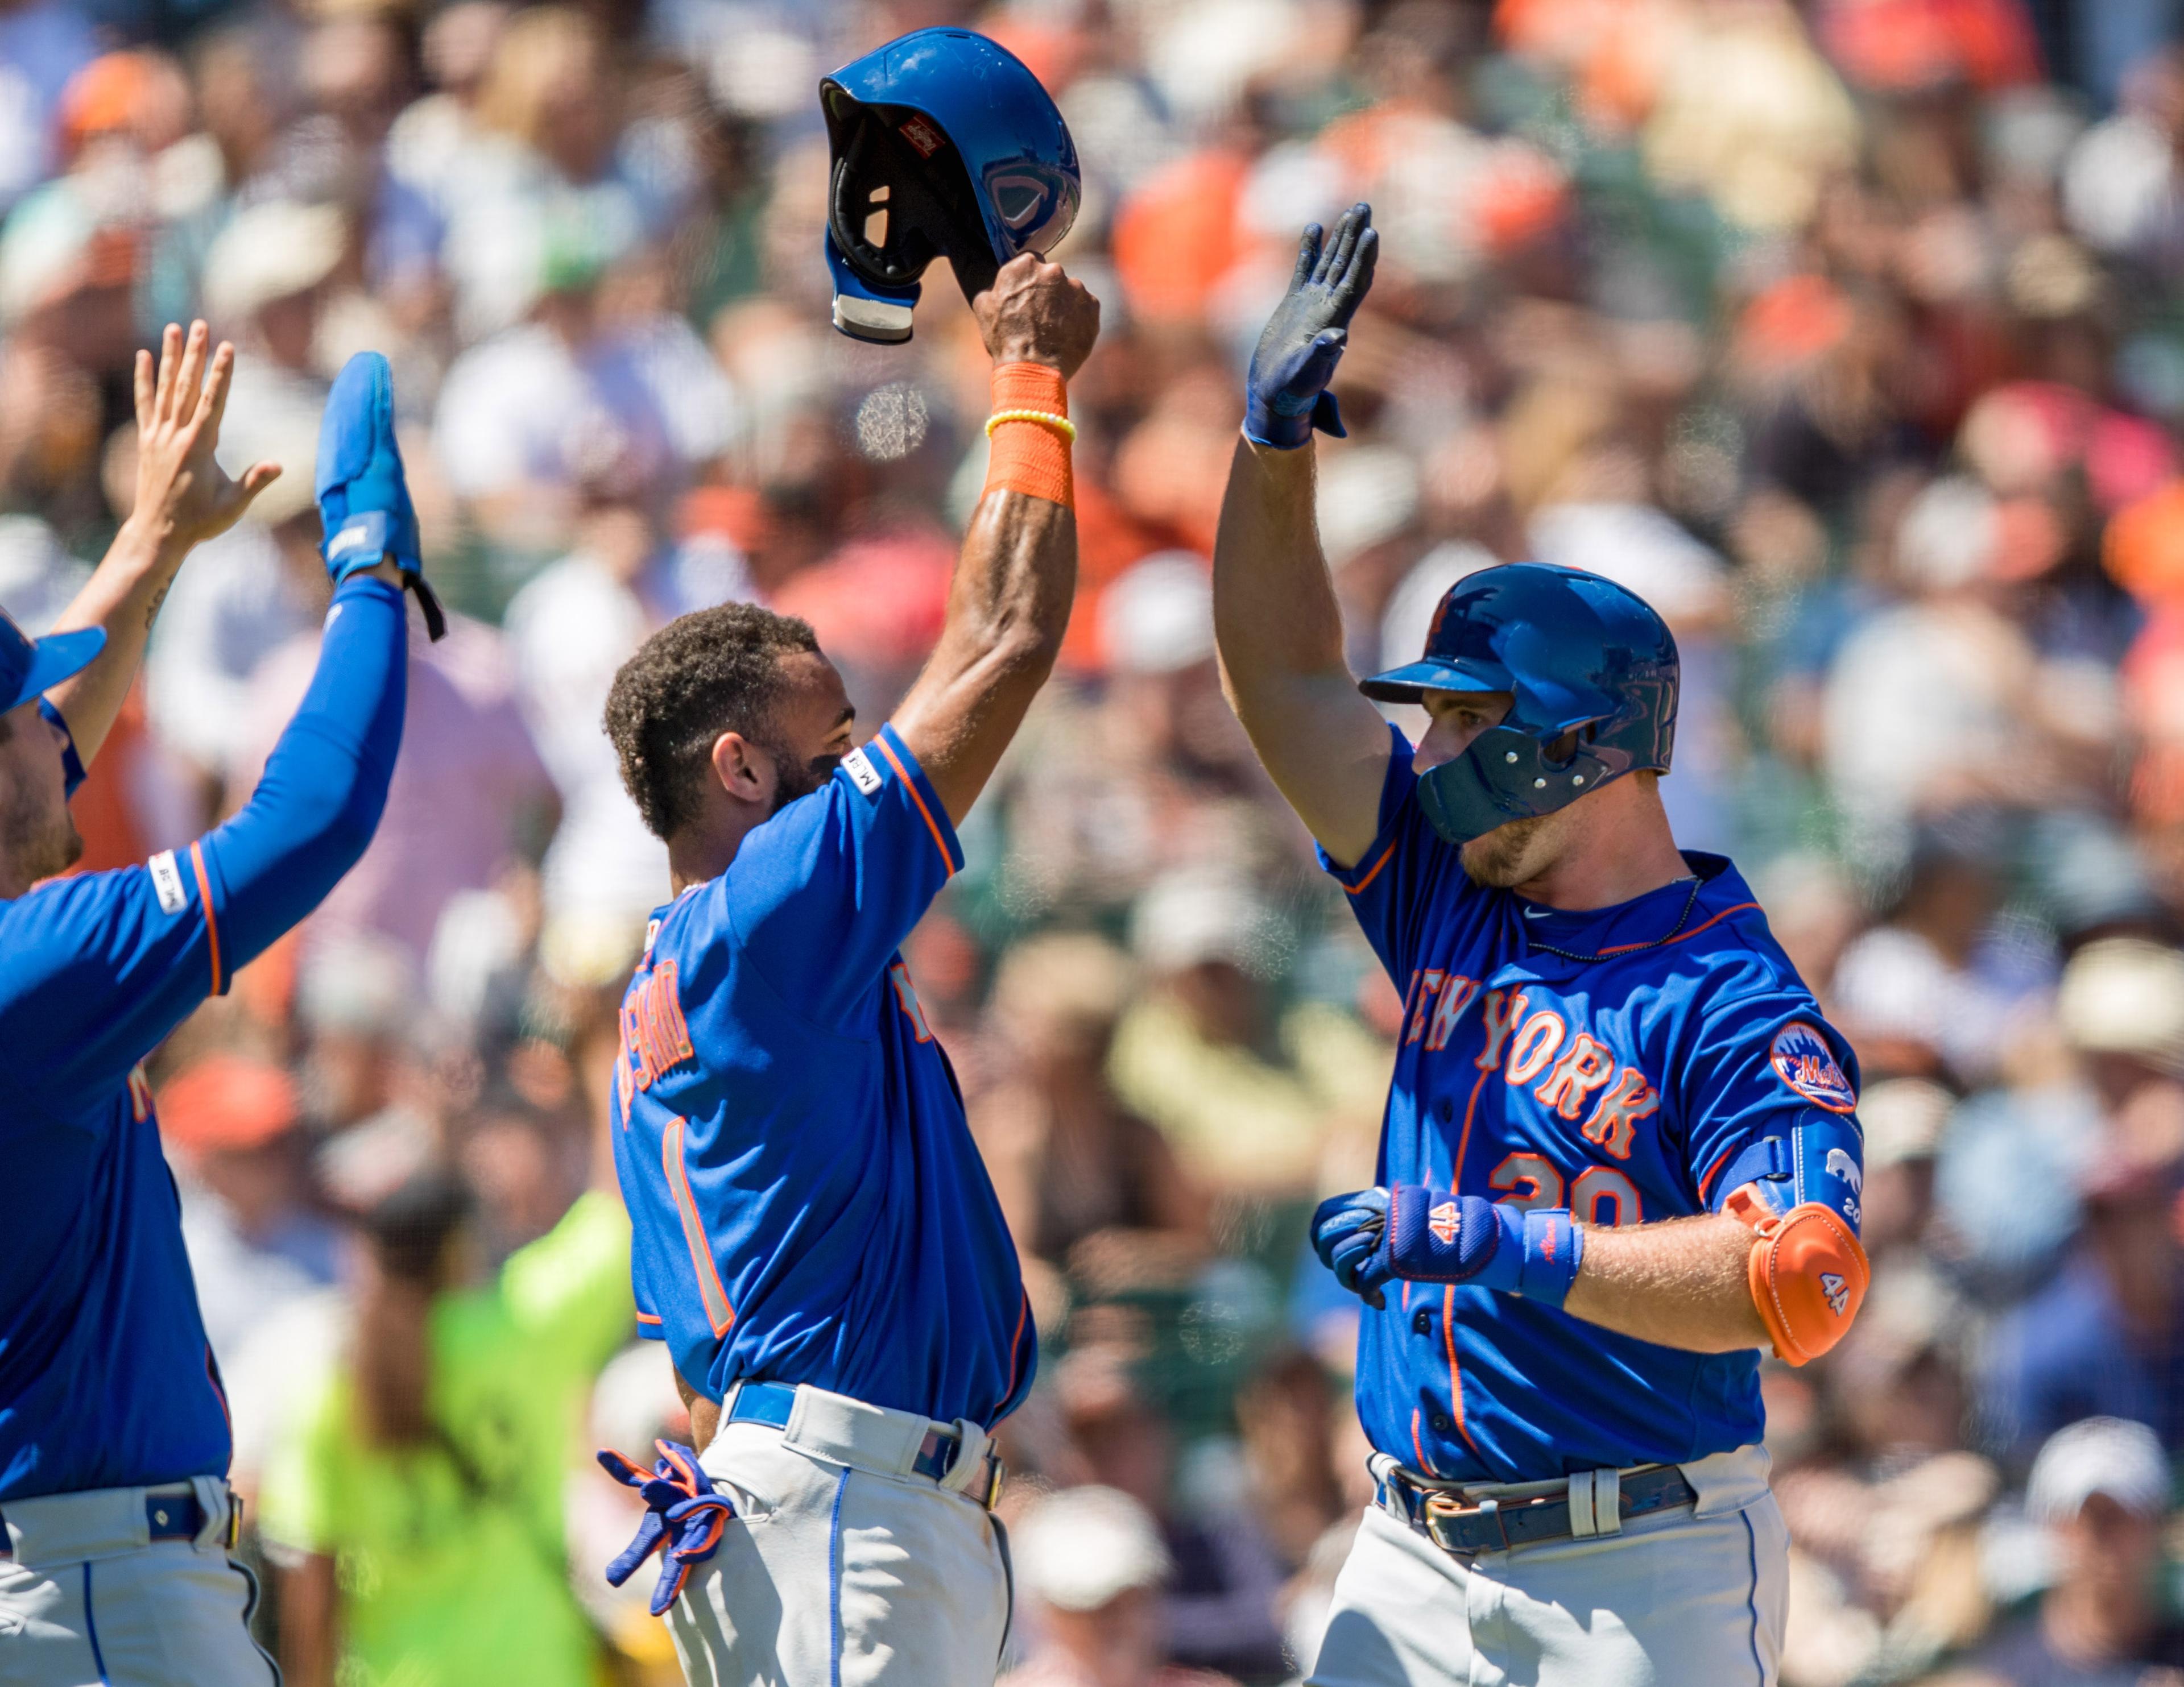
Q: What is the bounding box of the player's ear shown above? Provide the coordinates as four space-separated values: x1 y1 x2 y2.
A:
709 730 775 809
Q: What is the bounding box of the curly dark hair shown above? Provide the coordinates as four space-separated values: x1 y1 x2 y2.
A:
604 602 821 839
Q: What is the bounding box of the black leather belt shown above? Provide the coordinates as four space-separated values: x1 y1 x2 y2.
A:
1386 1464 1697 1556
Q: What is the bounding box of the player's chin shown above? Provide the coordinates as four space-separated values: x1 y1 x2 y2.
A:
26 815 84 882
1459 815 1552 888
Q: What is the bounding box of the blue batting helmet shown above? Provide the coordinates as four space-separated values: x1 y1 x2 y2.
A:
1359 563 1678 845
820 28 1079 343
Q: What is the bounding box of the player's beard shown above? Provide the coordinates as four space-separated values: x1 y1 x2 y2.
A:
0 773 81 885
768 745 845 815
1459 810 1564 889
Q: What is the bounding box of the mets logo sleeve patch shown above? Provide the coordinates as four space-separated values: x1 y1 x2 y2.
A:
1768 1022 1858 1112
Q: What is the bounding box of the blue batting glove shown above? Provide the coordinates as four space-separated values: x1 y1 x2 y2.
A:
1378 1186 1586 1309
1244 202 1379 450
317 350 444 640
1312 1186 1394 1309
597 1440 737 1616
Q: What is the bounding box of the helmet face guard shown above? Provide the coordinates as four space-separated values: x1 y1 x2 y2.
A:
819 29 1079 343
1359 563 1680 846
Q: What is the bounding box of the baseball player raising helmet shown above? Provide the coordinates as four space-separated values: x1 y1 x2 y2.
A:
0 331 433 1685
1211 203 1868 1687
591 28 1098 1686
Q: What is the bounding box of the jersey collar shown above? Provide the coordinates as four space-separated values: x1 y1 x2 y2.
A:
1506 852 1756 972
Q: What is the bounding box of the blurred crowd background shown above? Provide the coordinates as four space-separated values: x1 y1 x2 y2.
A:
14 0 2184 1682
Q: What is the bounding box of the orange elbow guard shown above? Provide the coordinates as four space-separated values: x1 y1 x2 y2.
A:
1727 1188 1869 1366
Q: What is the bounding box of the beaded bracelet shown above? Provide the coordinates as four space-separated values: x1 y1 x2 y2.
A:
984 364 1074 505
985 408 1077 443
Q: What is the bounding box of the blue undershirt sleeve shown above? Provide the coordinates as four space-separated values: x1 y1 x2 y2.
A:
0 576 408 1108
196 575 408 969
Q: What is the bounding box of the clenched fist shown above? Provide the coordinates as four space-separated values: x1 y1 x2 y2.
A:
974 254 1100 379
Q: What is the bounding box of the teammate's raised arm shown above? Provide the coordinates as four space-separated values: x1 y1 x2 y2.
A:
1211 203 1395 868
890 252 1099 823
1 349 417 1093
0 347 428 1687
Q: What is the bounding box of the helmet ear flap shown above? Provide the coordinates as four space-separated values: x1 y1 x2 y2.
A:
829 123 941 285
826 106 1000 303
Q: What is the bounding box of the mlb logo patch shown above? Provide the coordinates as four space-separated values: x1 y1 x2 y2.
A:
1769 1022 1856 1113
897 116 946 157
1429 1201 1461 1246
147 849 187 915
842 747 883 796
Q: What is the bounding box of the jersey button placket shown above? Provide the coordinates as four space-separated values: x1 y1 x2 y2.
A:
1430 1411 1454 1435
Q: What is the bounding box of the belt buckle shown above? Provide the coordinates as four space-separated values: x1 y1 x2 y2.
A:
982 1453 1007 1511
225 1486 242 1551
1422 1491 1508 1557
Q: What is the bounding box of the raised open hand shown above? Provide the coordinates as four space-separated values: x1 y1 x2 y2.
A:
130 321 282 552
1245 202 1379 450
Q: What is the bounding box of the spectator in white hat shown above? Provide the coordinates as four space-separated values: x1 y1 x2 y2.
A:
198 199 348 471
1098 550 1256 784
1968 1418 2184 1686
999 1485 1239 1687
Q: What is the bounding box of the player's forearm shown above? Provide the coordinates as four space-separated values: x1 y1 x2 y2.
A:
894 486 1073 823
1562 1212 1769 1353
40 518 189 766
892 254 1095 822
1213 436 1347 683
1211 437 1389 864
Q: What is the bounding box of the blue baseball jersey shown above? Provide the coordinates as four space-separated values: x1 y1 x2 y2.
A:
0 578 407 1501
1326 725 1862 1482
611 723 1034 1427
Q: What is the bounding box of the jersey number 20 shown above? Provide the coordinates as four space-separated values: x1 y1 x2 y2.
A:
1489 1153 1642 1228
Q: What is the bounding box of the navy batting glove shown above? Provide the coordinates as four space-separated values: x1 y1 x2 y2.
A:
1379 1186 1586 1309
1244 202 1379 450
1312 1186 1394 1309
598 1441 736 1616
317 350 444 640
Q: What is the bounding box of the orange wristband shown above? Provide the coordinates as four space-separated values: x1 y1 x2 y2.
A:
984 363 1072 508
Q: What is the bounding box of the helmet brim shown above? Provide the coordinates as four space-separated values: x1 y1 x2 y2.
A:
1357 656 1509 706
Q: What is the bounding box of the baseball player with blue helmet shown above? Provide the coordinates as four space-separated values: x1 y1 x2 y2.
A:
1211 205 1868 1686
589 29 1097 1686
0 326 433 1685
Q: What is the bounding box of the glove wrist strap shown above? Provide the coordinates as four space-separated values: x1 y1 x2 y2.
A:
1513 1208 1584 1308
1243 389 1345 451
